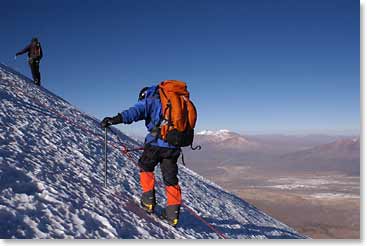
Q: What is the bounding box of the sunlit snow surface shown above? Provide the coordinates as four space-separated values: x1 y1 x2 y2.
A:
0 64 306 239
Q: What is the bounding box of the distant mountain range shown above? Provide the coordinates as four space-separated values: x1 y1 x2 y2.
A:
282 138 359 160
280 138 360 175
186 129 360 176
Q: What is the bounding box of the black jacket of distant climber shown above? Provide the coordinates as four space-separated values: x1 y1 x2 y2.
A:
16 41 43 61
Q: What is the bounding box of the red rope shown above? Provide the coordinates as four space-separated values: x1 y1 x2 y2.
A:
6 80 228 239
121 145 145 155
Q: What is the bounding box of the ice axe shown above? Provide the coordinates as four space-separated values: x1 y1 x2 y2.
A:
104 127 108 187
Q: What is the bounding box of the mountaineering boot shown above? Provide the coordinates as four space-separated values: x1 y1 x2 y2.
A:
161 205 180 227
140 190 156 214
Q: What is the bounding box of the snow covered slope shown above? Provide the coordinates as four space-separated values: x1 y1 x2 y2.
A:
0 64 306 239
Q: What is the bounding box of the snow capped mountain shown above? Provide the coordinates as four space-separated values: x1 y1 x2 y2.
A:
197 129 231 136
0 64 305 239
197 129 234 142
195 129 258 150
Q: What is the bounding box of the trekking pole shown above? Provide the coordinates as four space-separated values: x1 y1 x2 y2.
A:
104 127 108 187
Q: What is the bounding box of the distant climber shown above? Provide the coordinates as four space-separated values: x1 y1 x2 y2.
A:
16 37 43 86
101 80 197 227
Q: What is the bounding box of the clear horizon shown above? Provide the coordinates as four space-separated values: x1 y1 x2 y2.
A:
1 0 360 136
121 125 359 138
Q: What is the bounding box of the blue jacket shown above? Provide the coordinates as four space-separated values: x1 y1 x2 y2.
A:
121 86 177 149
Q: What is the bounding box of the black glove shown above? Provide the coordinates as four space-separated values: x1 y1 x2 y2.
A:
101 113 123 128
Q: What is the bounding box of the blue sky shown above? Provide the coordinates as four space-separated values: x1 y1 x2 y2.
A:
0 0 360 136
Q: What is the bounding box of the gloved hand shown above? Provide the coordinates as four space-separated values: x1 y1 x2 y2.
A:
101 113 123 128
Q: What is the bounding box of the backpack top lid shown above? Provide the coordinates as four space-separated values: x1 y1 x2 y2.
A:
159 80 189 98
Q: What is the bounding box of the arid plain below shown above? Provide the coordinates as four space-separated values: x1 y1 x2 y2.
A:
205 167 359 239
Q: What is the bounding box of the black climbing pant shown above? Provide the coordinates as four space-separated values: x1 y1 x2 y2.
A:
28 59 41 86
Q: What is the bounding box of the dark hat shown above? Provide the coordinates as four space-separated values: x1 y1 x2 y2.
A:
138 87 149 101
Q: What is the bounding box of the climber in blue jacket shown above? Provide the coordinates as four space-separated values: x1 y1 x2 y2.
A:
100 86 181 227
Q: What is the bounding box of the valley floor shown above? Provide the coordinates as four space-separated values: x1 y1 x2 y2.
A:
198 167 360 239
234 188 359 239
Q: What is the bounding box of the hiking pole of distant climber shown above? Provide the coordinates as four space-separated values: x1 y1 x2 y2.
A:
104 127 108 187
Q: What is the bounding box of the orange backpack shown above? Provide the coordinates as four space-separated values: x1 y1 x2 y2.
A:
158 80 197 147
